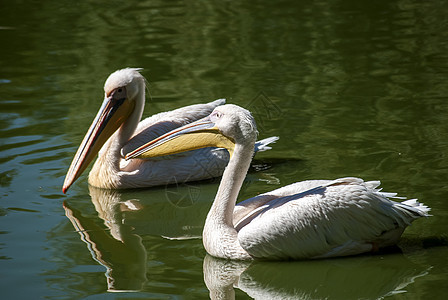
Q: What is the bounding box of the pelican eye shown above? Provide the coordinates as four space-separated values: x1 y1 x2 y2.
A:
211 111 223 120
112 86 127 100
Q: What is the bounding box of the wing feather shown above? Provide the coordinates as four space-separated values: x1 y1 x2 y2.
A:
237 177 429 259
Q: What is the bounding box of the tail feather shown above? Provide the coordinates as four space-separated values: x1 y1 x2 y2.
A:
254 136 279 153
391 199 431 227
365 179 432 223
398 199 431 217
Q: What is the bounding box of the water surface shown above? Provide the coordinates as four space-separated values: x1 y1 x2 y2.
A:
1 0 447 298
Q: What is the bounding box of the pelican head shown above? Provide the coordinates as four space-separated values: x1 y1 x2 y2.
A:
124 104 258 160
63 68 145 193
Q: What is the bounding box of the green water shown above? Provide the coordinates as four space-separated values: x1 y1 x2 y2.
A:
1 0 447 298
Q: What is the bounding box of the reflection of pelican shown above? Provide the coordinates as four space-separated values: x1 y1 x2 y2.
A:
87 184 217 240
203 254 431 299
126 104 431 260
62 68 277 193
63 200 147 292
63 183 213 292
62 182 230 292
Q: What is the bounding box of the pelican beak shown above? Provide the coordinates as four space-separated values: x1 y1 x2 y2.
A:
62 89 134 193
124 116 235 160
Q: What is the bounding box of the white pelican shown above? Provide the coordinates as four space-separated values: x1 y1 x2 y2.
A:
62 68 277 193
125 104 431 260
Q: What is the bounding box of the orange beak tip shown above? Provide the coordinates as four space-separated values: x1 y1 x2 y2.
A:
62 185 69 194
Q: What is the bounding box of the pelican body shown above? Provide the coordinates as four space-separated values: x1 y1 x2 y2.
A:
126 104 431 260
62 69 277 193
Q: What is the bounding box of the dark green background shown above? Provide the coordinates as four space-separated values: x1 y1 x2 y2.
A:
1 0 447 298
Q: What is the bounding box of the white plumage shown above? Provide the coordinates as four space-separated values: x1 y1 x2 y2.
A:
62 68 277 193
235 177 428 259
128 104 430 260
